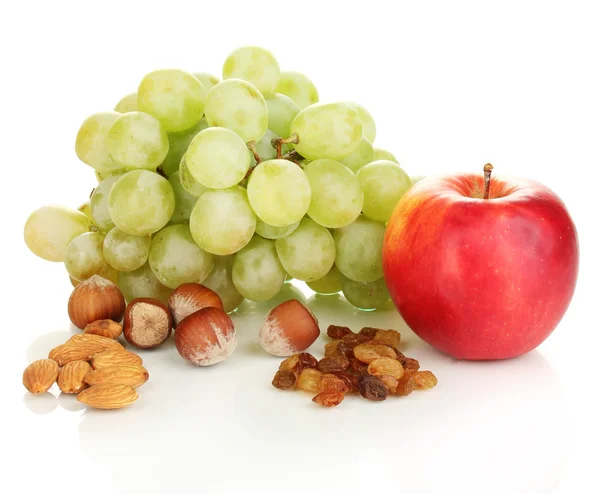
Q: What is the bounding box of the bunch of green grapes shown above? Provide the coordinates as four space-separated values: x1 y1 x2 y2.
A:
24 46 419 312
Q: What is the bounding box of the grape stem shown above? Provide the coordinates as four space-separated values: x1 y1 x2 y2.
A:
272 134 299 159
281 149 304 164
483 163 494 199
156 166 167 178
247 141 262 165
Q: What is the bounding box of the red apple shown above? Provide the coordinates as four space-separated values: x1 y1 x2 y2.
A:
382 166 579 360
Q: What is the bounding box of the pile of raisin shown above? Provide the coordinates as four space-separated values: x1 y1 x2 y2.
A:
271 325 438 407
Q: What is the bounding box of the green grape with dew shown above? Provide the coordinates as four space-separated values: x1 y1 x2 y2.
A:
179 154 208 197
137 69 207 133
168 172 198 224
103 227 150 272
347 102 376 143
222 46 280 95
306 265 342 295
275 71 319 109
255 218 300 240
373 147 399 163
339 137 374 173
265 93 299 138
108 170 175 236
193 73 220 92
205 79 268 143
64 232 109 281
160 118 209 177
357 160 412 223
305 159 363 228
290 103 363 160
90 174 122 232
107 112 169 171
275 218 335 282
232 236 285 302
202 255 244 313
186 127 250 189
189 186 256 255
118 263 172 305
114 93 138 113
24 206 92 262
75 112 122 173
334 216 385 282
341 275 390 310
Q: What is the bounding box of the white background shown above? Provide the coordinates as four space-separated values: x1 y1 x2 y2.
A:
1 1 599 493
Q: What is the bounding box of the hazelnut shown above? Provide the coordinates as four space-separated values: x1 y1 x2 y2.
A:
68 275 126 329
123 298 173 349
168 283 224 326
175 307 237 366
83 319 123 339
259 300 320 357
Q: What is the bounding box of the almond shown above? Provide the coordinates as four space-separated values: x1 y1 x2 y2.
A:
57 360 92 394
76 383 138 409
22 359 59 394
83 319 123 339
84 365 149 388
49 334 125 366
66 333 124 350
91 349 143 369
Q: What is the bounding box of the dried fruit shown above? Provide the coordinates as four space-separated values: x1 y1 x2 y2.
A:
373 329 401 348
123 298 173 349
413 371 438 389
317 355 350 373
358 327 379 339
312 391 345 407
318 374 349 393
272 370 296 390
326 325 353 339
168 283 224 326
279 354 300 372
175 307 237 366
358 374 389 401
395 374 417 396
68 275 126 329
22 359 59 394
296 352 319 374
259 300 320 356
49 334 123 366
330 371 359 393
76 383 138 409
367 357 405 380
84 365 149 388
379 375 399 393
91 349 143 369
84 319 123 339
398 356 420 374
336 341 354 359
324 340 340 357
349 357 368 374
57 360 92 394
353 343 396 364
296 368 323 392
342 333 372 349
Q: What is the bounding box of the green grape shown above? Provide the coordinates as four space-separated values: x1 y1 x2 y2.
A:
202 255 244 313
222 46 280 95
137 69 207 132
339 137 374 173
275 218 335 282
372 147 399 163
189 186 256 255
168 172 197 224
118 263 172 304
160 118 209 177
205 79 268 143
108 170 175 236
75 112 122 173
357 160 412 223
24 206 92 262
186 127 250 189
64 232 109 281
179 154 208 197
232 236 285 302
255 218 300 239
306 265 342 295
78 201 92 220
305 159 363 228
290 103 363 160
193 72 220 92
265 93 299 137
275 71 319 109
249 129 279 167
90 174 122 232
107 112 169 171
347 102 376 143
334 216 385 282
148 224 214 289
411 175 425 184
114 92 138 113
247 159 311 227
103 227 150 272
340 275 390 310
95 169 124 183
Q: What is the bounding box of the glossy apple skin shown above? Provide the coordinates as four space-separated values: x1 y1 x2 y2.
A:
383 173 579 360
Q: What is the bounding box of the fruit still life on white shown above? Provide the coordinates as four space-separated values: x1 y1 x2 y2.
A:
21 46 579 410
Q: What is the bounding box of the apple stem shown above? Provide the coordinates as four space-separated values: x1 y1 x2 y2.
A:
247 141 262 165
272 134 299 158
483 163 494 199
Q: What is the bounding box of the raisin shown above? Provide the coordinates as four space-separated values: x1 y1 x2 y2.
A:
279 354 300 372
398 356 420 374
353 343 397 363
324 340 341 357
272 370 296 390
317 355 350 373
359 327 379 339
379 375 399 393
373 329 401 348
413 370 438 389
358 374 389 401
394 348 405 359
296 368 324 392
296 352 319 373
327 325 354 339
342 333 372 349
349 357 369 374
367 357 405 380
318 374 349 393
395 374 416 396
336 341 354 359
312 391 345 407
330 371 359 393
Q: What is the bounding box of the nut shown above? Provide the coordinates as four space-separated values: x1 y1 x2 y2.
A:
76 383 138 409
57 360 92 394
68 275 126 329
168 283 224 326
123 298 172 349
84 365 149 388
22 359 59 394
84 319 123 339
49 334 123 366
91 349 143 369
259 300 320 357
175 307 237 366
